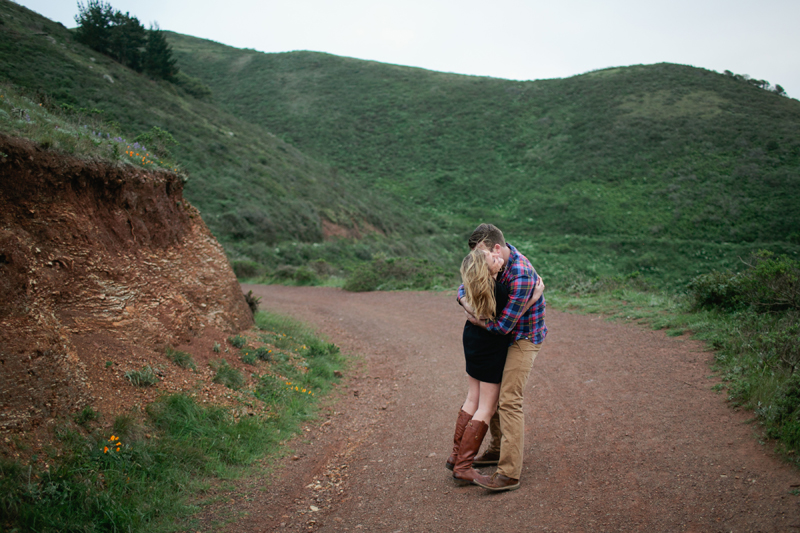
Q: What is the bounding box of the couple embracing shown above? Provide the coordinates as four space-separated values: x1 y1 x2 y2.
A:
446 223 547 492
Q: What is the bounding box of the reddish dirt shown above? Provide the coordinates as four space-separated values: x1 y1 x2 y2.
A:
0 134 253 457
205 284 800 533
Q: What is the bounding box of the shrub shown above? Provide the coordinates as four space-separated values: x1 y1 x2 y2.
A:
253 346 272 361
228 335 247 348
165 345 196 370
762 372 800 452
73 405 100 426
240 351 257 365
244 290 261 315
687 270 746 310
211 360 244 390
688 251 800 312
232 260 264 279
303 339 340 358
254 375 289 404
124 366 159 387
343 256 446 292
742 251 800 312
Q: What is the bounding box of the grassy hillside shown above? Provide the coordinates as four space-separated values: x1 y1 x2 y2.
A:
171 37 800 244
0 0 455 283
168 33 800 286
2 1 799 290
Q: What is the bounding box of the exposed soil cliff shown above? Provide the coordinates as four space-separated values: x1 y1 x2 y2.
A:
0 134 253 445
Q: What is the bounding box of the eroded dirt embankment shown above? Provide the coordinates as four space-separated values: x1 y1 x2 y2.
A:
0 134 252 444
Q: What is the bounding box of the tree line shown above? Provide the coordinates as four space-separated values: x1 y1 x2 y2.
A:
723 70 786 97
75 0 177 80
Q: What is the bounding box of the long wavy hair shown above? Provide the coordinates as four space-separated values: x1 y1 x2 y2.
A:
460 248 496 320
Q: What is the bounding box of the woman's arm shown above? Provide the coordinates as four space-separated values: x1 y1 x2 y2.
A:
522 276 544 313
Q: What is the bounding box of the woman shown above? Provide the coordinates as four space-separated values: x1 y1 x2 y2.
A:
447 246 544 484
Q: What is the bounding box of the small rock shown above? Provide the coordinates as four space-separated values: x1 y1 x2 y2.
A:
310 505 319 512
427 452 436 457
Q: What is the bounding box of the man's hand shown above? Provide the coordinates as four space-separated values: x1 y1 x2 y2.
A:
466 312 486 328
458 297 486 328
522 276 545 313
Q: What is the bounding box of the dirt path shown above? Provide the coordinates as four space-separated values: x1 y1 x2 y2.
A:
209 285 800 532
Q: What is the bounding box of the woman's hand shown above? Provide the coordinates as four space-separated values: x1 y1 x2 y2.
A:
523 276 545 313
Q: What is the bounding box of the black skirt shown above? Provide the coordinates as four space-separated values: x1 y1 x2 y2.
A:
462 282 512 384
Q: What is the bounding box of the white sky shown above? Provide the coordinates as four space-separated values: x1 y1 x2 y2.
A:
14 0 800 99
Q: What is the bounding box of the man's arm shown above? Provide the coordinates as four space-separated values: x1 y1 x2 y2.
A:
482 270 537 335
456 284 479 320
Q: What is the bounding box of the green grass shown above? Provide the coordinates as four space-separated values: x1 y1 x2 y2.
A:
124 365 159 387
0 311 345 532
211 360 244 390
165 345 197 370
4 1 799 291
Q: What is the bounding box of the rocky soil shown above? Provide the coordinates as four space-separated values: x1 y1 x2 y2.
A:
0 134 253 456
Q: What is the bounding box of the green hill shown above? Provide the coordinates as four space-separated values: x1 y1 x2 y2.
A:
2 1 799 289
170 34 800 243
0 0 451 285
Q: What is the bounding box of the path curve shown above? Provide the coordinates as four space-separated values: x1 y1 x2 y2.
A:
214 285 800 532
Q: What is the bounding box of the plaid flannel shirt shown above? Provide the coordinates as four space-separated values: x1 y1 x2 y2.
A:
458 243 547 345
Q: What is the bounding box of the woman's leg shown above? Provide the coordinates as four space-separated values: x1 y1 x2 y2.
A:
452 379 498 484
461 375 481 416
471 381 500 424
446 375 481 470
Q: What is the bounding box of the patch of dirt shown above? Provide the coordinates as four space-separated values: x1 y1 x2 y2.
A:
0 134 254 457
206 284 800 533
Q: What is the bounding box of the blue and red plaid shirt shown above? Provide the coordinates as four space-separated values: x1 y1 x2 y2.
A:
458 243 547 345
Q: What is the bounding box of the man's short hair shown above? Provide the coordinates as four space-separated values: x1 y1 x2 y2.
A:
468 223 505 250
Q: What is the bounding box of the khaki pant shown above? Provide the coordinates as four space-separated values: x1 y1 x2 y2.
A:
485 339 541 479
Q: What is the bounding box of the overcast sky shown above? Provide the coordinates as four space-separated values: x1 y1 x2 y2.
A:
15 0 800 99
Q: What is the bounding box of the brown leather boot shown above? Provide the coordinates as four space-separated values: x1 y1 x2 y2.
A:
446 409 472 471
452 419 492 485
473 448 500 466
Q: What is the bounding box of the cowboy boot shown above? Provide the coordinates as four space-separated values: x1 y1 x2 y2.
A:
452 419 492 485
446 409 473 471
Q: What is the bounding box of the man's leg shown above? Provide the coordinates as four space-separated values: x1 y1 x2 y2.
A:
472 410 502 465
495 340 541 480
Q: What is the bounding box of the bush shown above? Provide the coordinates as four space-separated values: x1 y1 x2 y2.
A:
343 256 447 292
124 366 159 387
688 251 800 312
240 351 258 365
687 270 746 310
743 251 800 312
271 265 318 285
232 260 265 279
165 345 196 370
303 339 340 358
762 372 800 452
211 360 244 390
228 335 247 348
244 290 261 315
254 375 289 404
73 405 100 425
253 346 272 361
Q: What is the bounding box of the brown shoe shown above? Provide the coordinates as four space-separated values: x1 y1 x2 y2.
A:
472 449 500 467
452 420 489 484
474 472 520 492
446 409 472 471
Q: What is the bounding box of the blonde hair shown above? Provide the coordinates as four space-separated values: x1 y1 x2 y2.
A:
460 248 497 320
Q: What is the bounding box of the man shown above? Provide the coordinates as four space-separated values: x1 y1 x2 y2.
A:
456 223 547 492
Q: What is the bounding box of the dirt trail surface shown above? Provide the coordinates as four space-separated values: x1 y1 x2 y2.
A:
215 285 800 532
